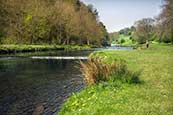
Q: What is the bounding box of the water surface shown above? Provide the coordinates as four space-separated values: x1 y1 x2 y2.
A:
0 46 133 115
0 50 91 115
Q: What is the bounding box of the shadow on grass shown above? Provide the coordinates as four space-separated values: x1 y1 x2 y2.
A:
128 71 144 84
115 70 143 84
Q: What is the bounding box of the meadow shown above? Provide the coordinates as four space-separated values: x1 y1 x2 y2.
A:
59 44 173 115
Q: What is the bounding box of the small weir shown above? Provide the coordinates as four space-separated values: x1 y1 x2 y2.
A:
31 56 88 60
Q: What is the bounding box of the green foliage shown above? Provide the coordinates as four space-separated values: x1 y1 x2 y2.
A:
120 38 125 44
25 14 32 24
110 27 136 46
0 0 108 46
118 35 136 46
111 40 117 44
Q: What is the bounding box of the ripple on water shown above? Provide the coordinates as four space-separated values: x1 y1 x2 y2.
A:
0 58 85 115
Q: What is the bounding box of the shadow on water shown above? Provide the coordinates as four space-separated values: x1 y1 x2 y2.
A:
0 47 133 115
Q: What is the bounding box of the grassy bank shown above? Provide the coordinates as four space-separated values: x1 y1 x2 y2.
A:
59 44 173 115
119 34 135 46
0 45 91 54
111 34 136 47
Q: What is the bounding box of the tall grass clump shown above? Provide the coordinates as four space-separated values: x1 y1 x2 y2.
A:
80 57 140 85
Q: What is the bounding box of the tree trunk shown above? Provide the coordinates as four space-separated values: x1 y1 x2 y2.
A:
59 38 62 45
48 35 52 45
30 35 33 44
66 34 70 45
87 40 90 45
67 38 69 45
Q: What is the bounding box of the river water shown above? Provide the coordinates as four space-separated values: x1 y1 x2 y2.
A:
0 47 133 115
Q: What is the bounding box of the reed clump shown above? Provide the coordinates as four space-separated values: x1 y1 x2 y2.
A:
80 57 128 85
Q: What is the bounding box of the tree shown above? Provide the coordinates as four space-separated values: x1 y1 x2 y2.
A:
133 18 155 44
99 22 109 46
63 1 78 45
0 0 108 46
119 28 130 36
0 0 7 43
109 32 119 42
156 0 173 43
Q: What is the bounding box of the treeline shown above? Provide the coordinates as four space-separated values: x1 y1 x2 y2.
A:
113 0 173 44
0 0 108 46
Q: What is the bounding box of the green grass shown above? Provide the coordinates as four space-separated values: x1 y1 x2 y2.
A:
59 44 173 115
111 34 136 46
0 44 91 54
119 35 136 46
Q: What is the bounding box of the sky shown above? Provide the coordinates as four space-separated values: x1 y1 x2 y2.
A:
80 0 163 32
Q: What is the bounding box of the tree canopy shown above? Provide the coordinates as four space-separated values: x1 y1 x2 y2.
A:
133 18 155 44
0 0 108 46
156 0 173 43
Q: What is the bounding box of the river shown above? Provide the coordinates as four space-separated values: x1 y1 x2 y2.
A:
0 47 133 115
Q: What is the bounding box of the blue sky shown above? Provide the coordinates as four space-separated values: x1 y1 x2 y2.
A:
80 0 162 32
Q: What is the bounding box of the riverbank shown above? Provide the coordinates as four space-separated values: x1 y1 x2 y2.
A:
59 44 173 114
0 45 91 54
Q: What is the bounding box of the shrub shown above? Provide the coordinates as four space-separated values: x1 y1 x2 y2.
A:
120 38 125 44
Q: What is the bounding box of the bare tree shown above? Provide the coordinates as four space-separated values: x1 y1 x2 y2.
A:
134 18 155 47
156 0 173 43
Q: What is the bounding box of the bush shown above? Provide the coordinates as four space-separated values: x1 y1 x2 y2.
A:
120 38 125 44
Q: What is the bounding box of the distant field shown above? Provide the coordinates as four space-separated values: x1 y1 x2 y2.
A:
119 35 135 46
59 44 173 115
111 34 136 46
